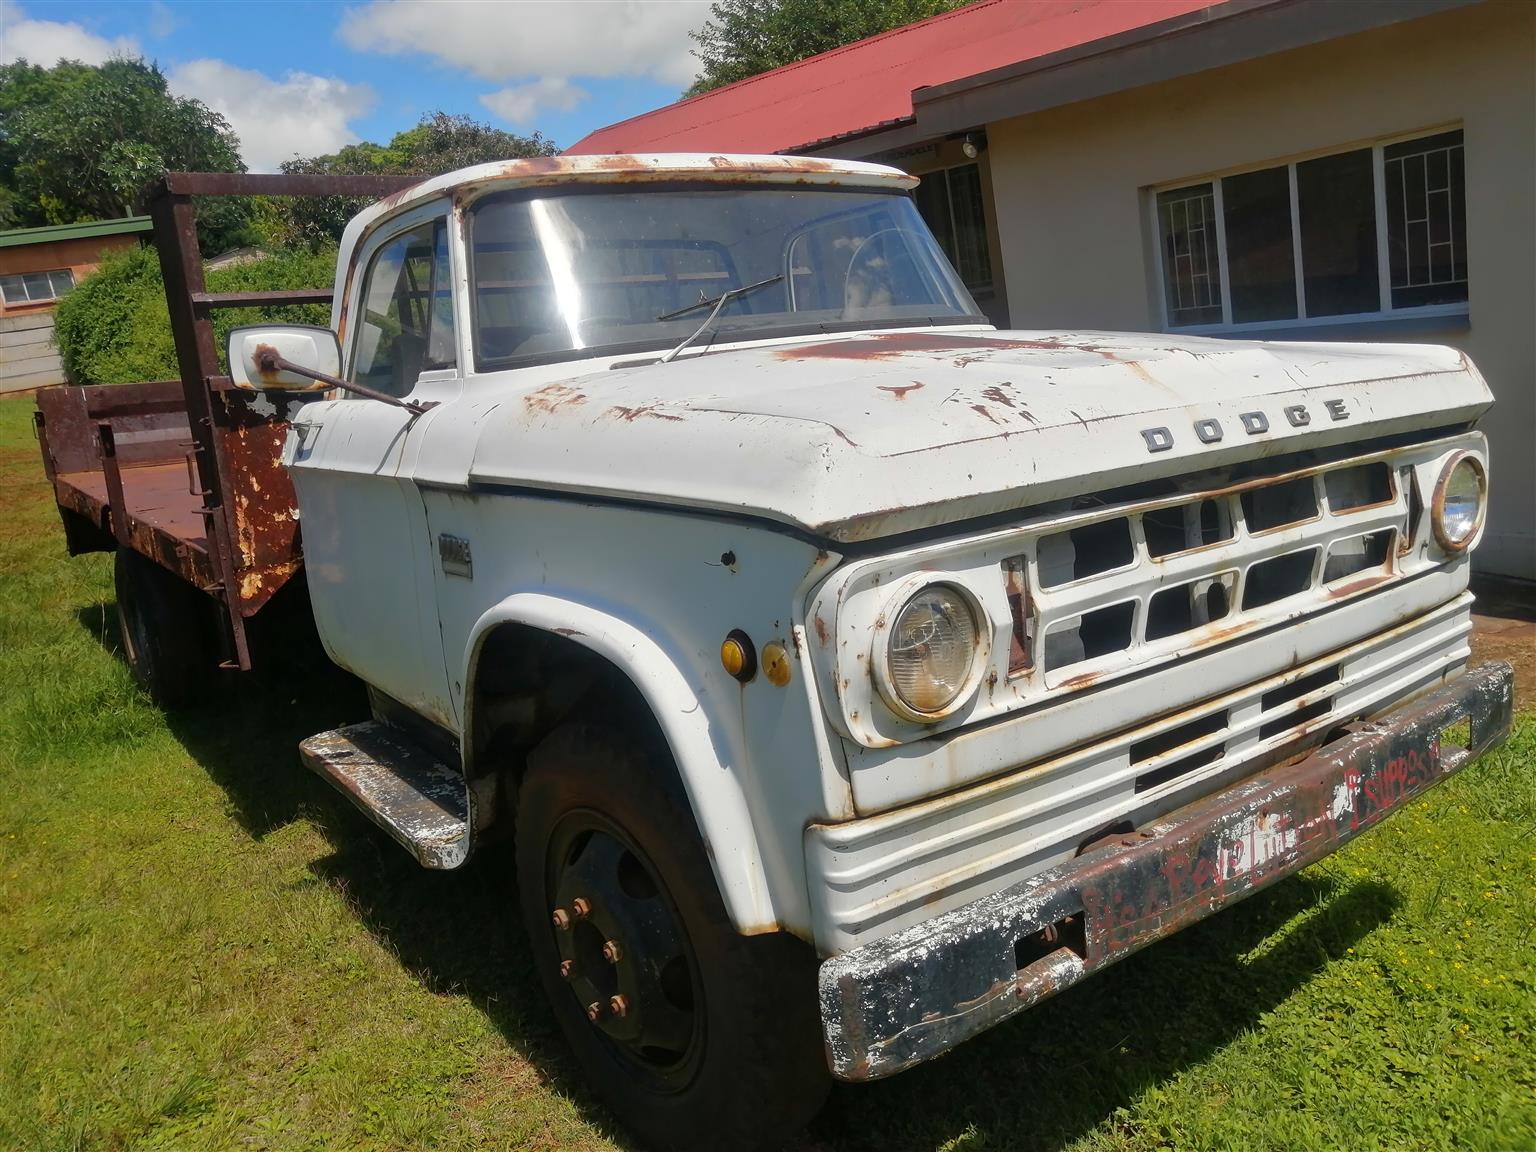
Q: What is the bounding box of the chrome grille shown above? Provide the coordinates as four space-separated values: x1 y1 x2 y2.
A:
809 431 1478 769
1006 459 1407 690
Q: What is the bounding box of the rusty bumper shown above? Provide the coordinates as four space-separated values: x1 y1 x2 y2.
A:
819 661 1514 1081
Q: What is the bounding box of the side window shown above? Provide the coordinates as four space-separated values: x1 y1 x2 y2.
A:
351 218 455 397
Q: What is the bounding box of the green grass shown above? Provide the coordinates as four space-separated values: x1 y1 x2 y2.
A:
2 392 1533 1151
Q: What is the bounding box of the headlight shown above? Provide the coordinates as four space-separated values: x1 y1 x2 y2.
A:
1431 452 1486 552
877 583 985 720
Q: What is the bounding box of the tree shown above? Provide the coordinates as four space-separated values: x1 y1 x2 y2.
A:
1 58 250 248
686 0 971 95
264 112 559 249
0 60 97 229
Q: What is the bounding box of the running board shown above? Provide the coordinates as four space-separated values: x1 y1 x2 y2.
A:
300 721 470 869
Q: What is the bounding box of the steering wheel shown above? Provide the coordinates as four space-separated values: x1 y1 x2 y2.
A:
841 228 920 317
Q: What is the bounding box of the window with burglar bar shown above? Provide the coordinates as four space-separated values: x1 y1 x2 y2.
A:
0 268 75 306
1152 128 1467 330
913 162 994 294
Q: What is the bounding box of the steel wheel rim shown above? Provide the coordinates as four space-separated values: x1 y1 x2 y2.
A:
545 808 705 1093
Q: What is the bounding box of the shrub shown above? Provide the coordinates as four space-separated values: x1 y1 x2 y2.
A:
54 244 338 385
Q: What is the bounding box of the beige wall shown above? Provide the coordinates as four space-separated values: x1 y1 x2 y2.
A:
985 1 1535 579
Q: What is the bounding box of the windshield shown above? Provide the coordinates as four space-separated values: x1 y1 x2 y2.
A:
468 186 982 367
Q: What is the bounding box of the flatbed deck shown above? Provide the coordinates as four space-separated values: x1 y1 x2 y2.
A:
54 462 213 577
56 463 206 547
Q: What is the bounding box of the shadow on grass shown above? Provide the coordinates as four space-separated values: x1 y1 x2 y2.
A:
76 598 1403 1152
75 596 609 1133
808 875 1400 1152
76 595 368 839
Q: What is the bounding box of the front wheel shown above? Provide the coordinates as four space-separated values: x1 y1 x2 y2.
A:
516 723 829 1151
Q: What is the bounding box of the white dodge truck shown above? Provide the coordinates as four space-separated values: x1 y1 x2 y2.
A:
59 155 1516 1149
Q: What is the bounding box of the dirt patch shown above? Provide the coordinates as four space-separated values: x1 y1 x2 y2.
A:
1470 613 1536 711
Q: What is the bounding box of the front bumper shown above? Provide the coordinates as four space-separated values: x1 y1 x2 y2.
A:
819 661 1514 1081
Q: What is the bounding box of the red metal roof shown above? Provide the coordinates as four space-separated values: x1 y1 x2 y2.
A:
567 0 1216 156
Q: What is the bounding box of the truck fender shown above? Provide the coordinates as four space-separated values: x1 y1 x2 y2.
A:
461 591 779 935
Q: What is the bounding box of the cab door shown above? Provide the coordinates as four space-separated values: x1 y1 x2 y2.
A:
287 206 460 725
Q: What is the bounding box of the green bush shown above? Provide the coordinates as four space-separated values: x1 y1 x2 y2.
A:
54 244 338 385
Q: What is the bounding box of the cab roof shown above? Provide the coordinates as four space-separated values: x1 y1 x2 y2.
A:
341 152 917 247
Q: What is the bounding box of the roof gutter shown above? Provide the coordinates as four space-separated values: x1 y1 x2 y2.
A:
802 0 1486 159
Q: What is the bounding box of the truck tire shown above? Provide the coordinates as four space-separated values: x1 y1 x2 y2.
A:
516 723 830 1151
113 548 213 708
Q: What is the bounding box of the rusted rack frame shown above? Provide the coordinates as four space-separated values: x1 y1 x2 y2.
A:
45 175 423 672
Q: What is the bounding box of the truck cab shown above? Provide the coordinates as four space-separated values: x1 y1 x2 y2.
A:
57 155 1513 1151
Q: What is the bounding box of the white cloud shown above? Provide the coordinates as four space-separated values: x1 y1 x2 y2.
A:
147 1 178 39
480 76 587 126
169 59 377 173
0 0 139 65
340 0 710 87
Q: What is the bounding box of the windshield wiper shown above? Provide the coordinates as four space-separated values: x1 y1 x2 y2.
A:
655 274 784 364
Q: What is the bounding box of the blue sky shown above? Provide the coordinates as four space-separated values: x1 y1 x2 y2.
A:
0 1 713 168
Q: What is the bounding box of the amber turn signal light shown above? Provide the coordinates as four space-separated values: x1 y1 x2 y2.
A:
721 630 756 682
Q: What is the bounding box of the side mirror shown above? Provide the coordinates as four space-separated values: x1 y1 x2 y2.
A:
228 324 341 392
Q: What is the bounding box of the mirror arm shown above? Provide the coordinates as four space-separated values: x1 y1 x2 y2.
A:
252 345 435 415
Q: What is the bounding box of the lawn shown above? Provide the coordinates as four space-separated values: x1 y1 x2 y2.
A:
1 391 1532 1152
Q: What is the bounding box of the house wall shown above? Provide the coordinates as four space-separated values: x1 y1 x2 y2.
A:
0 232 143 392
0 233 141 314
0 312 61 394
985 0 1535 579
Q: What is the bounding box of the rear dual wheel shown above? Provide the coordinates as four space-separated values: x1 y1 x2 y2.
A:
113 548 214 708
516 723 829 1151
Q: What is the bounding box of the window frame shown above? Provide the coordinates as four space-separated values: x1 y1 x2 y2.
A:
1148 126 1469 336
0 267 75 306
343 200 459 397
912 160 995 296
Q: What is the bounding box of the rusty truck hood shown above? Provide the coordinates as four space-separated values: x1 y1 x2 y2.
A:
463 329 1492 542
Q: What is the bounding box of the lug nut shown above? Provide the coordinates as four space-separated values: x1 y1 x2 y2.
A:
586 1001 603 1022
551 908 571 931
601 939 623 964
609 994 628 1018
558 959 574 979
572 897 593 919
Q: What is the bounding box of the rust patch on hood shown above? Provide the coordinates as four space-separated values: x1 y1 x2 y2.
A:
525 383 587 414
610 404 684 422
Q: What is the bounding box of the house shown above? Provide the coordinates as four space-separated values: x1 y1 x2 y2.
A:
0 216 154 394
569 0 1535 582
